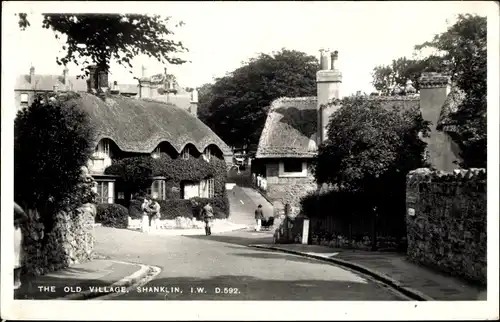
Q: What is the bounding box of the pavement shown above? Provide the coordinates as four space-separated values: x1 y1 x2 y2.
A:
249 243 487 301
14 259 158 300
127 219 248 236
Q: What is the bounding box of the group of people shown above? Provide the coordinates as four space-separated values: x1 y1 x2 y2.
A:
141 197 161 232
140 196 215 236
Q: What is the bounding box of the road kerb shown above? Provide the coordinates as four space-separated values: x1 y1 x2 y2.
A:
249 244 434 301
60 261 159 300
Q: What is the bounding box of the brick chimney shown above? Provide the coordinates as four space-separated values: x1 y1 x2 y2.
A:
317 49 342 145
418 72 460 171
87 65 109 94
29 66 35 86
189 88 198 117
87 65 98 93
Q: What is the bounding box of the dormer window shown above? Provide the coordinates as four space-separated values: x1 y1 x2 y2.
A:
204 147 211 162
95 139 110 155
152 146 161 159
181 146 190 160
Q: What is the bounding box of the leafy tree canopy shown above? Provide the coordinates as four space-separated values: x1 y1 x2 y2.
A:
371 14 486 168
313 96 430 192
198 48 320 148
371 56 444 95
416 14 487 168
15 93 96 234
16 13 188 77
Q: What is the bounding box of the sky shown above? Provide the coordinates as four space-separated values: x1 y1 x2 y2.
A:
3 1 494 96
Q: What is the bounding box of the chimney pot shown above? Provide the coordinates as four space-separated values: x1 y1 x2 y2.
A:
331 51 339 70
30 66 35 85
111 81 120 94
319 49 329 70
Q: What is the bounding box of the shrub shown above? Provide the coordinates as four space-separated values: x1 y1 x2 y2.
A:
95 203 129 228
157 199 194 220
14 92 95 235
128 196 230 220
105 152 228 201
191 196 230 219
128 199 144 219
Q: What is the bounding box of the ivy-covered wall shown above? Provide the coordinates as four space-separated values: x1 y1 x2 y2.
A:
105 152 230 217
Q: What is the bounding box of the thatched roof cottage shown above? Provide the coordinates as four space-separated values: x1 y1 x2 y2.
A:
56 66 232 204
255 50 464 215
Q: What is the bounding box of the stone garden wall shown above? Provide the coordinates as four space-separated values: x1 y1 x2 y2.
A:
405 168 487 285
21 203 96 276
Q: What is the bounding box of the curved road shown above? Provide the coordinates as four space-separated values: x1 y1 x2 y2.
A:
94 227 406 301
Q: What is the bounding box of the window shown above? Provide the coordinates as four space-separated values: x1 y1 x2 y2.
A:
96 181 109 203
279 160 307 178
181 146 190 160
152 146 161 159
95 139 110 155
199 177 215 198
283 159 303 173
204 147 211 162
20 93 29 104
151 179 166 200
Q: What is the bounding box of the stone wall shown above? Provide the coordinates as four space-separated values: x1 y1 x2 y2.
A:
264 161 317 215
405 168 486 285
21 203 96 276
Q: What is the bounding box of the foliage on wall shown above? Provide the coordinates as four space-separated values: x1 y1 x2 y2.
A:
309 96 430 250
15 92 96 240
106 152 230 217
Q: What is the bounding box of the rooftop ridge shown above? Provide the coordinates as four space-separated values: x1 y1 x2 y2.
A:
407 168 486 183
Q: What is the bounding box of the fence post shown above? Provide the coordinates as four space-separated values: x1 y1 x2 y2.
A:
302 216 310 245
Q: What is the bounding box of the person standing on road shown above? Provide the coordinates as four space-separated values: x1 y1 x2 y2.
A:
255 204 264 231
149 198 161 231
203 203 214 236
141 197 151 233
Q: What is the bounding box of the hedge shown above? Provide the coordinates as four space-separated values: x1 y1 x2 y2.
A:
105 152 228 201
96 203 129 228
128 196 230 220
191 197 230 220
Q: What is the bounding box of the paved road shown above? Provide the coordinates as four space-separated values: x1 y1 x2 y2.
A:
93 226 406 301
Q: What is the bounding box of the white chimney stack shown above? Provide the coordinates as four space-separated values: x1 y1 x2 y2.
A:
63 67 69 85
30 66 35 86
316 49 342 145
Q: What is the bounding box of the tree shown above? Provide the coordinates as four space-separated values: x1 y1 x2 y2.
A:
104 156 153 199
415 14 487 168
15 92 96 237
313 96 430 249
198 49 320 148
371 56 444 95
16 13 188 77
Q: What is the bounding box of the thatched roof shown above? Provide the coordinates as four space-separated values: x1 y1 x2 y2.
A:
62 92 231 156
437 86 466 133
256 95 420 159
256 97 318 158
369 95 420 112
